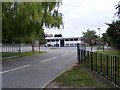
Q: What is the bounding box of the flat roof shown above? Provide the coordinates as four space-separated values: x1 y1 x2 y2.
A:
45 37 81 40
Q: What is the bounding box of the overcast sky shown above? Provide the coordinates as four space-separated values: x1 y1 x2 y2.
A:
44 0 120 37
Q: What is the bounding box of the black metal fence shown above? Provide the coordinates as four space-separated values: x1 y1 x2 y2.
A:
2 43 21 59
77 43 120 87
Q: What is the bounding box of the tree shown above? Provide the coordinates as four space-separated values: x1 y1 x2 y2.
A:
82 29 97 45
102 33 111 46
54 34 62 37
106 20 120 48
2 2 63 43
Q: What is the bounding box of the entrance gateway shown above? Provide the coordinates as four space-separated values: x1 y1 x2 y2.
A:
45 37 82 47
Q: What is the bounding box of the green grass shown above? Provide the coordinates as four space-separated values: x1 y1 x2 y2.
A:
96 50 120 56
80 51 120 87
20 51 46 57
97 46 104 50
2 51 46 58
50 47 60 49
56 65 107 88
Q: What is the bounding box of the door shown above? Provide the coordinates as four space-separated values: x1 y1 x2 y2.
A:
60 40 64 47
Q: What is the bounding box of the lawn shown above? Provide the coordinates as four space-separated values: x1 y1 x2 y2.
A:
96 50 120 56
2 51 46 59
55 64 111 88
79 50 120 87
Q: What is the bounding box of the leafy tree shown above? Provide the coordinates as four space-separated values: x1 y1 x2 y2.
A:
102 33 111 46
82 29 97 45
2 2 63 43
106 20 120 48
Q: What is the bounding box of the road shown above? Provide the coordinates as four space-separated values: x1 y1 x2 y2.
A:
2 47 77 88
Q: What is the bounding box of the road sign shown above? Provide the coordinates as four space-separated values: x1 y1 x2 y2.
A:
91 40 95 43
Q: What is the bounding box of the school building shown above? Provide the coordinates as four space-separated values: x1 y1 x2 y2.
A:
45 37 82 47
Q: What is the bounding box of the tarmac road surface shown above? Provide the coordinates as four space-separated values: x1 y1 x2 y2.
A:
2 47 77 88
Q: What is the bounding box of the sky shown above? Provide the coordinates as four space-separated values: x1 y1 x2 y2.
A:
44 0 120 37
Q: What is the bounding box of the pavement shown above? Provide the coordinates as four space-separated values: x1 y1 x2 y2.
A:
2 47 77 88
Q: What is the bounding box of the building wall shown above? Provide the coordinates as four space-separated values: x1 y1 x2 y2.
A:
64 38 81 47
45 38 82 47
46 39 60 47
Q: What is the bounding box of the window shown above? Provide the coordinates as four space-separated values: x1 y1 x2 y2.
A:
56 39 59 41
65 39 69 41
47 40 50 42
70 39 73 41
51 40 55 42
74 39 78 41
65 44 69 46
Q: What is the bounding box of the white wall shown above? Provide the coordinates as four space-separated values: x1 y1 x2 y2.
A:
46 38 82 47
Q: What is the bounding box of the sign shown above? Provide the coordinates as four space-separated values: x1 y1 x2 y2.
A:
91 40 95 43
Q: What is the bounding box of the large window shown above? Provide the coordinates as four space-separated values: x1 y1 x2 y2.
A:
65 39 69 41
70 39 73 41
74 39 78 41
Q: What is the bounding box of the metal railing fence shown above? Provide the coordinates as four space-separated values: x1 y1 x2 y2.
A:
2 43 21 59
77 43 120 87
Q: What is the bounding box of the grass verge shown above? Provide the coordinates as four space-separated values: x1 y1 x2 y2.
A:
2 51 46 59
96 50 120 56
20 51 46 57
53 64 111 88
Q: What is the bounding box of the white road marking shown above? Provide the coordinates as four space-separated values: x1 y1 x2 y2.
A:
0 65 30 74
62 53 70 56
62 50 76 56
41 57 57 62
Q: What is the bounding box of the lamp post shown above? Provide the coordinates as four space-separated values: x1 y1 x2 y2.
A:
97 28 101 50
97 28 101 37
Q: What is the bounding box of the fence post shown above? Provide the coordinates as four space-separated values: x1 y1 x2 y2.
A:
77 43 80 64
100 54 102 74
111 55 113 82
18 43 21 53
106 55 108 79
18 44 21 55
32 40 34 54
91 52 93 70
115 56 117 85
38 40 40 53
118 57 120 86
96 53 97 72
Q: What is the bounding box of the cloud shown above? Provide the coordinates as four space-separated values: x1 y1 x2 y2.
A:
45 0 120 37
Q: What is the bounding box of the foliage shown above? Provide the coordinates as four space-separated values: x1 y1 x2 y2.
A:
102 33 111 46
2 2 63 43
106 20 120 48
56 64 107 88
82 29 98 45
54 34 62 37
2 51 46 59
